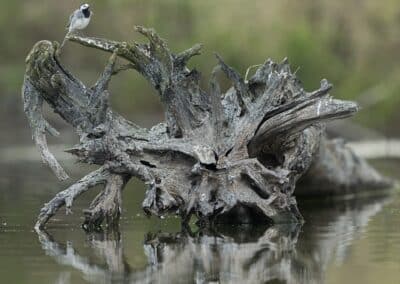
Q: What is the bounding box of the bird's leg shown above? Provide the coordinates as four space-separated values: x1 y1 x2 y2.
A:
74 30 86 37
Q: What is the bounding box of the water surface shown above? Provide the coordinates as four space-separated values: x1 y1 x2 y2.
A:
0 159 399 284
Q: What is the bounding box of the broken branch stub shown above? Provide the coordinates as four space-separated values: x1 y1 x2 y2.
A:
22 26 391 229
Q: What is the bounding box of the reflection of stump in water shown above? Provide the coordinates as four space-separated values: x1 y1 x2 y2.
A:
140 225 301 283
35 194 391 284
138 195 391 284
296 194 392 273
36 229 130 283
23 26 391 229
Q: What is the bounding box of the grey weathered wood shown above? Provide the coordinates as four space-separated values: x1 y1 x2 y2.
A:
297 137 393 196
22 27 391 229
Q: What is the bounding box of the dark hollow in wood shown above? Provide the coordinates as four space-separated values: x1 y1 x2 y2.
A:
22 27 392 230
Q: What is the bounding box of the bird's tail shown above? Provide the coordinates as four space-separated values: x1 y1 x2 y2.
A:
60 31 70 49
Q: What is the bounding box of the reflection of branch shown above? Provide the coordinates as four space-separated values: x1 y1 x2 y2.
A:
137 196 392 284
35 194 392 284
137 224 302 283
35 228 130 284
300 196 391 268
86 230 131 275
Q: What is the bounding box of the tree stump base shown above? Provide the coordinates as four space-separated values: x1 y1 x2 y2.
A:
22 27 392 230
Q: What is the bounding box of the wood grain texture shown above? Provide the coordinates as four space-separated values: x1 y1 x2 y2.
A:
22 27 392 229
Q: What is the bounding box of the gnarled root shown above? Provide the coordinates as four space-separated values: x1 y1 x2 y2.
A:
35 167 110 230
83 174 130 230
24 26 391 229
35 166 129 230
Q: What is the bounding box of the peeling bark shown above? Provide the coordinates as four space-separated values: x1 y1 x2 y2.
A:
22 27 391 229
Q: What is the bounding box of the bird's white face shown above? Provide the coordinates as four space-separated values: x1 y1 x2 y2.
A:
80 4 90 11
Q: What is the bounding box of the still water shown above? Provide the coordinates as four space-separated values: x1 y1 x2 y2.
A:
0 159 399 284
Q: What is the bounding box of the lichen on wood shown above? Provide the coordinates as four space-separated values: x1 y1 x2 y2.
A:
22 27 391 230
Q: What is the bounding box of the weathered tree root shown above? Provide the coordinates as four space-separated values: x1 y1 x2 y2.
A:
35 166 110 229
83 174 130 230
23 26 391 229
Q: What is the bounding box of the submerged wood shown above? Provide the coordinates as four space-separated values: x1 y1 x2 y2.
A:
22 27 391 229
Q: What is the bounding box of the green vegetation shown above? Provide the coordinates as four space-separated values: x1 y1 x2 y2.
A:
2 0 400 132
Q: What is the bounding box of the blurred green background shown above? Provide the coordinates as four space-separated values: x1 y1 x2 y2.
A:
2 0 400 143
1 3 400 283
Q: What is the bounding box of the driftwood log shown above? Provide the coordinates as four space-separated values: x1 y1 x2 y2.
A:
22 27 391 230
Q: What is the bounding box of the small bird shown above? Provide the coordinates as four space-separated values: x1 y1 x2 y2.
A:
61 4 92 48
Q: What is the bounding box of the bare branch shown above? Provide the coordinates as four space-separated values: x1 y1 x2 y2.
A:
175 43 203 67
91 51 118 94
35 166 110 229
22 79 69 181
112 63 136 75
216 54 248 114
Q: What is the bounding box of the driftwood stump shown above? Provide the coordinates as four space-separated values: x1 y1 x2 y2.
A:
22 27 391 230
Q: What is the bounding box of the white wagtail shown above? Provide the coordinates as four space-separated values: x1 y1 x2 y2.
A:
61 4 92 48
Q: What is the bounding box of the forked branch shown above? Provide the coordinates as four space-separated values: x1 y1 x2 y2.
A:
35 166 111 229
